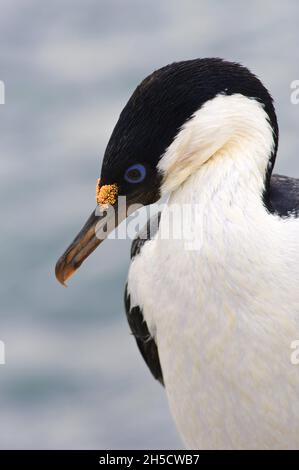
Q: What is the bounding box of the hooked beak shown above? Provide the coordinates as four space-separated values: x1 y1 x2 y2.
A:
55 199 127 286
55 176 160 286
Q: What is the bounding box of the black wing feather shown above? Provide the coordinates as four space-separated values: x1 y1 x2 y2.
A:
124 212 164 385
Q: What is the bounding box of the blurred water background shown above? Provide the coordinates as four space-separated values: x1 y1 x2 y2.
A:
0 0 298 449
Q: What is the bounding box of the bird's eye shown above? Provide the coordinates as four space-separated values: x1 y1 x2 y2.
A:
124 164 146 184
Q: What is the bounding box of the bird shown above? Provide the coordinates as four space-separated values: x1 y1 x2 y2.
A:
55 58 299 449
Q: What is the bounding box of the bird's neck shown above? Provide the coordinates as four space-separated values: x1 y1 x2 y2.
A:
166 144 270 229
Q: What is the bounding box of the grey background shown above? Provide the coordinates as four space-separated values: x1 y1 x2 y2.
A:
0 0 298 449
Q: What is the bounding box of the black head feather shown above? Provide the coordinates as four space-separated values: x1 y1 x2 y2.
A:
100 58 278 204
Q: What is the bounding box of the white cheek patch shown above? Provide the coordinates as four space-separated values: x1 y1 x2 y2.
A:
158 93 275 195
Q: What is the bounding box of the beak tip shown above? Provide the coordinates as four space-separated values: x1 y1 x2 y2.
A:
58 278 68 288
55 207 105 288
55 257 71 287
55 255 76 287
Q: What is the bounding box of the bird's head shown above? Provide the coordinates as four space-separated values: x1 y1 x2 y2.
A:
55 58 278 285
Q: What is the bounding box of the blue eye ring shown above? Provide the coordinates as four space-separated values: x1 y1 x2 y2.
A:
124 163 146 184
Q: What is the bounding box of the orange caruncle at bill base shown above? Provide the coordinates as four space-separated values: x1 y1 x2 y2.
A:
96 179 118 206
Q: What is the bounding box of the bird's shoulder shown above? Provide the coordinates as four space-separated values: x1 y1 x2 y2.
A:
125 212 164 385
269 174 299 217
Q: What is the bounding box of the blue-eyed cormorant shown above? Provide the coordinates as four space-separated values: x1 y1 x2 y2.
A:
56 58 299 449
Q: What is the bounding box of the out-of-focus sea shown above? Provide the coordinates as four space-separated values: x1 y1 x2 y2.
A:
0 0 298 449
